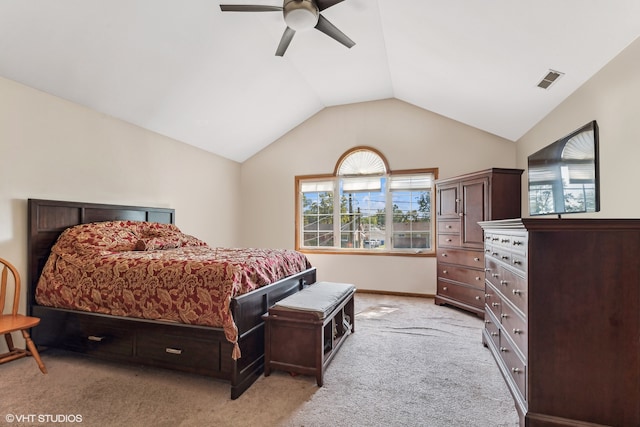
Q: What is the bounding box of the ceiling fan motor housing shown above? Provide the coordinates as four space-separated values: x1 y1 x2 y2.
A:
283 0 319 31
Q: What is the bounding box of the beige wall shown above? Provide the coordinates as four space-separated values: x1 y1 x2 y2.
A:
0 76 242 343
7 33 637 348
517 37 640 217
240 99 517 295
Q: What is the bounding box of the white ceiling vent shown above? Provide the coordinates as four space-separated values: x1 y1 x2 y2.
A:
537 69 564 89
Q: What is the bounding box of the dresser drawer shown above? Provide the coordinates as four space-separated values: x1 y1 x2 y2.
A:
438 233 461 247
438 220 461 234
137 333 220 372
499 334 527 401
437 280 484 309
485 283 502 319
510 252 527 274
438 264 485 289
502 271 527 316
437 248 484 269
508 234 527 255
484 312 500 348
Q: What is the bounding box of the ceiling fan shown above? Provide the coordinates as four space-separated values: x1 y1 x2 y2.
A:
220 0 355 56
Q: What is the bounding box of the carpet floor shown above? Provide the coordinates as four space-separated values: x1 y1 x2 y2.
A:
1 294 519 426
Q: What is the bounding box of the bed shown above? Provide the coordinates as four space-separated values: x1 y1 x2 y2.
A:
27 199 317 399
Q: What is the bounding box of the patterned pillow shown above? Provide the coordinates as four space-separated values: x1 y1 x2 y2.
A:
134 237 181 251
135 234 208 251
68 221 142 253
52 220 208 257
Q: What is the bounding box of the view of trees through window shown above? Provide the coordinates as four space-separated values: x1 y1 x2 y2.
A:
300 176 434 253
297 147 436 254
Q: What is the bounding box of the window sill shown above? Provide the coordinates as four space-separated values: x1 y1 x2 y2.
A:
297 248 435 257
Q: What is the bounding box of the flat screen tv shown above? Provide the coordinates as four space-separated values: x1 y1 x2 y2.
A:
528 120 600 216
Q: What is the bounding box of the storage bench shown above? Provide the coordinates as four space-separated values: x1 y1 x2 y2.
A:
263 281 356 386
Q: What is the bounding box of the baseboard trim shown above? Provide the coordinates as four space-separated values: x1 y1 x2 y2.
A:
355 289 435 299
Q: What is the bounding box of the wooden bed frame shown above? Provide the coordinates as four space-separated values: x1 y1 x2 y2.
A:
26 199 316 399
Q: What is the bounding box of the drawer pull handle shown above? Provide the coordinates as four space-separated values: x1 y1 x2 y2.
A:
513 328 523 334
165 348 183 355
442 286 448 291
485 293 491 298
501 256 509 260
446 225 452 229
484 320 490 324
491 332 498 337
442 270 448 274
499 347 508 352
500 280 508 285
492 273 499 278
88 335 105 342
513 241 523 246
501 313 509 319
475 296 481 300
513 260 522 265
475 276 481 281
511 367 522 374
441 253 448 257
512 289 522 295
474 257 480 262
446 238 452 242
491 302 500 307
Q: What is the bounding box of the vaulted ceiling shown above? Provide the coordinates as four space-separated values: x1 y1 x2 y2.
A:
1 1 639 162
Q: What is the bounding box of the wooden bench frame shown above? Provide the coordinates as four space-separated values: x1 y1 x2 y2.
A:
263 285 355 386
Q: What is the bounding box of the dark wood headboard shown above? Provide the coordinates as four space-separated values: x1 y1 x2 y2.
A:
27 199 175 313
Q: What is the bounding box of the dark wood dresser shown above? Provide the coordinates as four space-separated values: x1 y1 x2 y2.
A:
435 168 523 316
479 218 640 427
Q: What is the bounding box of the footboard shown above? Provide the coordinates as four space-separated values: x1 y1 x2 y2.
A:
230 266 317 398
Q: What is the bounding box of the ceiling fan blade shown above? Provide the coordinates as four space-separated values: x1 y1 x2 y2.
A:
220 5 282 12
275 27 296 56
315 0 345 12
314 14 355 49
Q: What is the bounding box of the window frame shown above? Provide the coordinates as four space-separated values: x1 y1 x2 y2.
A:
295 147 438 257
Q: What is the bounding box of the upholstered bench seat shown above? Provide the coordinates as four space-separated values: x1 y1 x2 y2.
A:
269 281 356 319
263 281 356 386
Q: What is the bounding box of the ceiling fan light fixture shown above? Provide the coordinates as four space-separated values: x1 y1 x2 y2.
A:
283 0 319 31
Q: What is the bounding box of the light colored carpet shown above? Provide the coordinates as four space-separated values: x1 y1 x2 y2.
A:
0 294 519 426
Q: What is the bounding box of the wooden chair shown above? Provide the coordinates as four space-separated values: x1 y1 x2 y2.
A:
0 257 47 373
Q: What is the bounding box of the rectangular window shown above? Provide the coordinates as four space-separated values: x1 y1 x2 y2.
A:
389 175 433 250
301 180 334 247
296 170 436 255
340 176 384 249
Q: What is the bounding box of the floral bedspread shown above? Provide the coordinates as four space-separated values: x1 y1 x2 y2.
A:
35 220 312 359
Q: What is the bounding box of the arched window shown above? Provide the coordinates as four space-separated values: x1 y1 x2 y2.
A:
295 147 437 255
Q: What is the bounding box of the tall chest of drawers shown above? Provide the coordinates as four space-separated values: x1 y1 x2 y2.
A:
481 222 528 421
435 168 523 317
479 218 640 427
